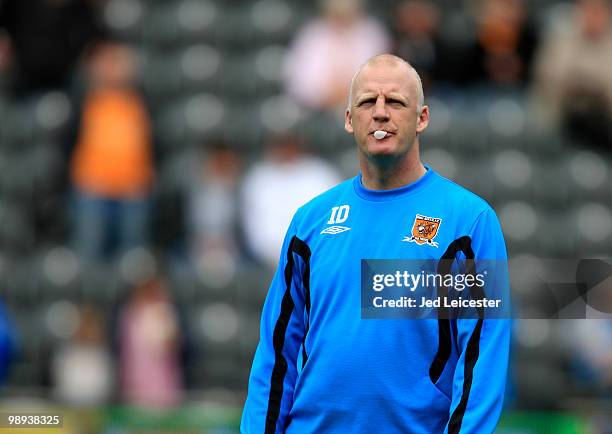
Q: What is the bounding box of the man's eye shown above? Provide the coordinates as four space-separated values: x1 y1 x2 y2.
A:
359 99 375 106
388 100 405 107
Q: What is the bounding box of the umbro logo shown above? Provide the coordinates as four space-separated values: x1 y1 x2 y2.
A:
322 205 351 235
321 226 351 235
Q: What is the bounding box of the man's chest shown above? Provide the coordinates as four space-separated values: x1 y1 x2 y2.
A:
302 201 469 318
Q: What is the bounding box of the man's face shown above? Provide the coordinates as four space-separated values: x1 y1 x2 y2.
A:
345 62 429 163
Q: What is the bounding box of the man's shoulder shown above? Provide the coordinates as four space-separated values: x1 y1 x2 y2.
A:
431 171 494 216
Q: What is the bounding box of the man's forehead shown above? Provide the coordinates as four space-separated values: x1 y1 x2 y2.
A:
353 64 414 96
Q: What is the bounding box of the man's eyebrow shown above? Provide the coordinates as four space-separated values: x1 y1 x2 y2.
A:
355 93 378 104
387 93 409 103
355 92 410 105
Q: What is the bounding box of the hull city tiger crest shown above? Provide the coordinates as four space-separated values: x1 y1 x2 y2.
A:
403 214 442 247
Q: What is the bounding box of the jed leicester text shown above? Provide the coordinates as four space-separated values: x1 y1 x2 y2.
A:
372 295 502 309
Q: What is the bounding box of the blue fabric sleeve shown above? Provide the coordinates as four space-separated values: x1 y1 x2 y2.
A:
241 216 308 434
445 208 511 434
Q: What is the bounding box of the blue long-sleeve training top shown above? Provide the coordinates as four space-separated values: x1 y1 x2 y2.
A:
242 167 510 434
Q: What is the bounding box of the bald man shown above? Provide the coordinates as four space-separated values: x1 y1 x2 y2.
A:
242 54 510 434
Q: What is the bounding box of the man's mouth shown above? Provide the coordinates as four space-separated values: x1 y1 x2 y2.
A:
371 130 394 140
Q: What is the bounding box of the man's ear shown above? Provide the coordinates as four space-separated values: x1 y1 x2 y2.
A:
416 105 429 134
344 109 354 134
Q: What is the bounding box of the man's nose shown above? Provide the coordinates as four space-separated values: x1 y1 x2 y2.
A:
372 96 389 122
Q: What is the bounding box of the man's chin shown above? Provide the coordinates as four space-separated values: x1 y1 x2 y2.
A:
361 149 404 167
363 141 403 156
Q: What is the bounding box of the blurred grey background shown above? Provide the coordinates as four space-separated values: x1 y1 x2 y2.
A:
0 0 611 432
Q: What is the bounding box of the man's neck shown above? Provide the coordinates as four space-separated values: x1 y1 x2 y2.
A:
359 148 426 190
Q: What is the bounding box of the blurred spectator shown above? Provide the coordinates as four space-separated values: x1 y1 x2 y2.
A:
117 278 184 408
469 0 537 86
51 304 113 406
68 40 155 261
533 0 612 150
393 0 449 91
0 0 101 95
284 0 390 111
573 320 612 394
241 134 341 267
571 275 612 395
0 300 15 384
187 140 243 280
0 28 10 74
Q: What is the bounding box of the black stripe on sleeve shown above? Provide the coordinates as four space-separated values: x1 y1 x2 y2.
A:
429 317 452 384
430 236 475 383
447 318 484 434
265 236 311 434
291 237 312 367
431 235 487 433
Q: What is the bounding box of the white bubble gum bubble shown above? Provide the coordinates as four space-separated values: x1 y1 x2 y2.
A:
373 130 387 140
